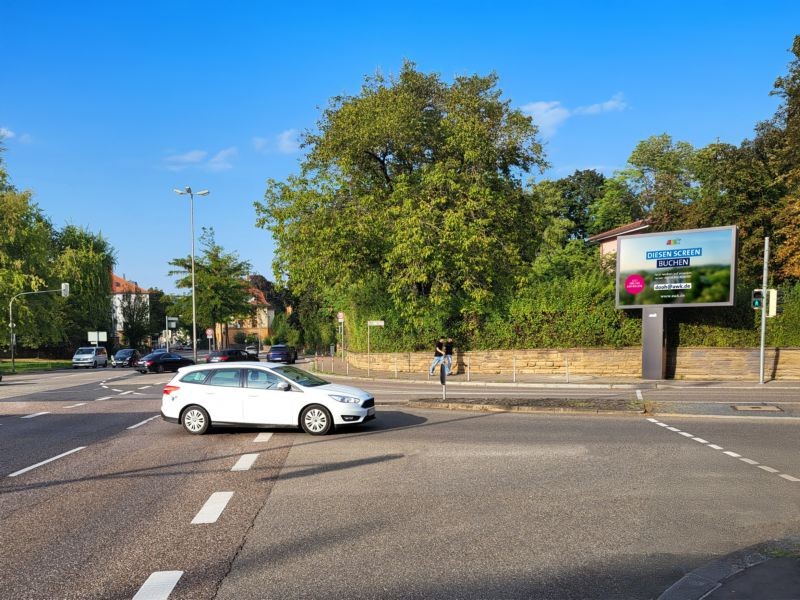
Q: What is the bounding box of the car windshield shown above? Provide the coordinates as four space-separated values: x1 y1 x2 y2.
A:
271 366 328 387
116 350 133 357
75 348 94 355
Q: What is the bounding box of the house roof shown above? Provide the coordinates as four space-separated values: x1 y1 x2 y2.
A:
249 287 269 306
111 273 150 294
586 219 650 244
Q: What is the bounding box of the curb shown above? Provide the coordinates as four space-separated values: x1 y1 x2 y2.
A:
407 400 644 416
321 373 653 390
657 537 800 600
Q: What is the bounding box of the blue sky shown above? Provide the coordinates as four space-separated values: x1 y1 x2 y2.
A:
1 1 797 293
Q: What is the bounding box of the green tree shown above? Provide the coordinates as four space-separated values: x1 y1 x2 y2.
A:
553 169 606 239
54 226 116 348
168 228 252 341
256 62 546 347
586 175 642 236
120 292 150 348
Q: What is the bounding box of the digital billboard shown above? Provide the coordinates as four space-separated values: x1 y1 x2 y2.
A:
616 225 737 309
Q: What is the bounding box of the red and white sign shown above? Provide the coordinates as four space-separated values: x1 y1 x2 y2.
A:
205 328 214 338
337 311 344 322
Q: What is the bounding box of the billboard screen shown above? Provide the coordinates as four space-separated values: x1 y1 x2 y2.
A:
616 225 737 309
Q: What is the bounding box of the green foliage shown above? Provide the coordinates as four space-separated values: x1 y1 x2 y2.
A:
120 293 150 348
233 331 247 345
168 228 252 338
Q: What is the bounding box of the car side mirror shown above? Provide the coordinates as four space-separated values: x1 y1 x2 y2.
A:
276 381 291 392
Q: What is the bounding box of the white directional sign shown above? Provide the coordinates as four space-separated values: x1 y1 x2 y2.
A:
367 320 384 326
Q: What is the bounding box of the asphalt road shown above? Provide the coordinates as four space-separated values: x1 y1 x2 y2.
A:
0 368 798 599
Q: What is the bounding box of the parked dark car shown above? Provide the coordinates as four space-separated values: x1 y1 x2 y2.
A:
205 349 259 363
266 344 298 364
111 348 141 368
136 352 194 374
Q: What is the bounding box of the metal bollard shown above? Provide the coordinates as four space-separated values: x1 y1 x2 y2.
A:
513 356 516 383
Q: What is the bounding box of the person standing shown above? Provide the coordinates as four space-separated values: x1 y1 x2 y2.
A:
428 337 445 375
444 337 454 375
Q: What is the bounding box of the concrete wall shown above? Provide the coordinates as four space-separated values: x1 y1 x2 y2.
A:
343 347 800 380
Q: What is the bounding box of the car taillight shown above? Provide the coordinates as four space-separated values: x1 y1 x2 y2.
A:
163 385 180 395
219 355 229 361
146 360 154 366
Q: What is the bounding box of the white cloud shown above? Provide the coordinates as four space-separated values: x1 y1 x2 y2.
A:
0 127 15 139
521 93 628 137
208 147 237 171
277 129 300 154
164 148 237 172
252 129 302 154
18 133 33 144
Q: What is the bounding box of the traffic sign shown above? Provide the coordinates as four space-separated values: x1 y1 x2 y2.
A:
205 328 214 338
367 320 384 326
337 311 344 323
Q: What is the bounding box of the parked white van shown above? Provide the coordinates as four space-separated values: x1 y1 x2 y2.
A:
72 346 108 368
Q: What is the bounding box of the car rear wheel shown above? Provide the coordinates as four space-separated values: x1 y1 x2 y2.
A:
300 405 332 435
182 405 210 435
155 364 164 374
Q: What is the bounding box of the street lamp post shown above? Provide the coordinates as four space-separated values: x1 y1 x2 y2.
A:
173 186 209 364
8 283 70 374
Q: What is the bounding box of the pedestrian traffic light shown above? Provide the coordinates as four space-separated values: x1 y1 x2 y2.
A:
751 289 764 309
61 282 70 298
767 289 778 317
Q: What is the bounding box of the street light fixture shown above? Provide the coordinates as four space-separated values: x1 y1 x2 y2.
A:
173 186 209 363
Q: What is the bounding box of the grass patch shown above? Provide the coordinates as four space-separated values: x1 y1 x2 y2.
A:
0 359 72 374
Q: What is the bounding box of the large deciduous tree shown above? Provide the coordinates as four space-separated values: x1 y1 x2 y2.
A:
256 62 546 346
168 228 252 342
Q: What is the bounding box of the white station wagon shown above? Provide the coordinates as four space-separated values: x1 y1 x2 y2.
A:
161 363 376 436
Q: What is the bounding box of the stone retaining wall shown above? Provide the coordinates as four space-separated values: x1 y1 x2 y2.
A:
343 347 800 380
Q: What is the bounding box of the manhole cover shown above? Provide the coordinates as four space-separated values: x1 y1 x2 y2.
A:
731 404 783 412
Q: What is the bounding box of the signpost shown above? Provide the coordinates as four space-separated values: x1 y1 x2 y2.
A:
337 312 345 363
366 320 384 376
165 316 178 352
205 328 214 353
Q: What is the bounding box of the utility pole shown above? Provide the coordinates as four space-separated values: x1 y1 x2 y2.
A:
759 237 769 384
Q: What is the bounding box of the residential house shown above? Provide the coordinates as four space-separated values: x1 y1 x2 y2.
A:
215 287 274 349
110 273 151 347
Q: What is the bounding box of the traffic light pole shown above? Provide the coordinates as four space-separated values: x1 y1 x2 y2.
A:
759 237 769 384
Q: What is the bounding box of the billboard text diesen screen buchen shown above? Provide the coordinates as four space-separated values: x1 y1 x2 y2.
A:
616 226 737 309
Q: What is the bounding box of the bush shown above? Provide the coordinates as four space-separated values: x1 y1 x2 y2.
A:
233 331 247 345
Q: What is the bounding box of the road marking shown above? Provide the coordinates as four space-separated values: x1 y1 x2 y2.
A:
232 453 260 471
636 389 644 401
657 423 670 427
253 432 273 443
191 491 234 524
111 388 123 392
127 415 160 430
64 403 87 409
648 419 800 484
95 396 112 402
8 446 86 477
119 390 133 396
138 386 151 390
21 412 50 419
132 571 183 600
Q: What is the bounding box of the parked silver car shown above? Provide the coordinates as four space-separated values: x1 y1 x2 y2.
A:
72 346 108 368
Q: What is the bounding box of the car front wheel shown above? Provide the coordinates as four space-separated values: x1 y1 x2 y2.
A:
182 406 210 435
300 405 332 435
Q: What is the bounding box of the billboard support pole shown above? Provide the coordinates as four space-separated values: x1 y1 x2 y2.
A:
759 237 769 384
642 307 666 379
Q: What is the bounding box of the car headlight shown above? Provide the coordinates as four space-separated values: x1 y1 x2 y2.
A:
329 394 362 404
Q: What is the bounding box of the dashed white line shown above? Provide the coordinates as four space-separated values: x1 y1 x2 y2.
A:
111 388 123 393
21 412 50 419
119 390 133 396
138 386 151 390
647 419 799 483
8 446 86 477
95 396 112 402
191 491 234 524
127 415 160 430
132 571 183 600
64 403 87 409
253 432 273 443
232 453 260 471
